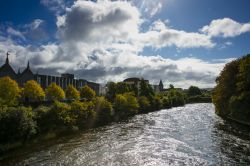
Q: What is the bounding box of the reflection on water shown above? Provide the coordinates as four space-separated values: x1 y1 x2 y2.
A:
1 103 250 165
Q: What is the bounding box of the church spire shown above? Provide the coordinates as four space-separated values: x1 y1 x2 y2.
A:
5 52 9 64
27 61 30 69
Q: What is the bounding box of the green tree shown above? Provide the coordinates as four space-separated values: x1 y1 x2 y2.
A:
65 85 80 100
138 96 151 112
95 97 113 124
0 76 20 106
80 85 96 101
187 86 202 97
139 79 154 98
212 59 239 116
114 93 139 118
45 83 65 101
106 82 117 102
23 80 45 101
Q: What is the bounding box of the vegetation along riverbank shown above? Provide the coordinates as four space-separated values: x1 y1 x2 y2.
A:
0 76 211 154
212 54 250 125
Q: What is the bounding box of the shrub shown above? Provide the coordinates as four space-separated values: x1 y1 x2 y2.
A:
114 93 139 118
0 106 36 143
70 100 96 128
162 97 172 109
138 96 151 113
95 97 113 125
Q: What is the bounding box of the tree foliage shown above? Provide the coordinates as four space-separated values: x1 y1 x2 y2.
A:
187 86 202 97
95 97 113 124
65 85 80 100
0 76 20 106
80 85 96 101
0 106 36 143
45 83 65 101
212 54 250 121
114 93 139 118
23 80 45 101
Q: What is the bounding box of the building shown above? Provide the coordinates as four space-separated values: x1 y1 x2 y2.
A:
0 53 101 95
123 77 149 90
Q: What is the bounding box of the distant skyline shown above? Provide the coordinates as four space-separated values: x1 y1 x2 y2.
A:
0 0 250 88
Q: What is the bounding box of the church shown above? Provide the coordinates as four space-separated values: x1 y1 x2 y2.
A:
0 53 101 95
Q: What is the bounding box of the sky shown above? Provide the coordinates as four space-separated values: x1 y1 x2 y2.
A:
0 0 250 88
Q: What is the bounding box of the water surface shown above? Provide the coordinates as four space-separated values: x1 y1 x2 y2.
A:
2 103 250 165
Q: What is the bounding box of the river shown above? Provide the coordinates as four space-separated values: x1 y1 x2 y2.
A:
2 103 250 165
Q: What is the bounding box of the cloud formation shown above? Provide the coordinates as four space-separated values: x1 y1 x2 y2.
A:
201 18 250 37
0 0 240 88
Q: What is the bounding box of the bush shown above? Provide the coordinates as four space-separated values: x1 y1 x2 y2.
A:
162 97 172 109
114 93 139 118
167 89 185 107
138 96 151 113
95 97 113 125
34 105 58 133
149 95 163 111
70 100 96 128
0 106 36 143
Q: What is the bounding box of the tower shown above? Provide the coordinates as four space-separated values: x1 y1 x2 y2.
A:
159 80 164 92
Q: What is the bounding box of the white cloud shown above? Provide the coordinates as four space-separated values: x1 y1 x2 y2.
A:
0 0 238 88
40 0 66 15
57 0 141 43
139 20 215 49
201 18 250 37
132 0 165 17
7 27 25 40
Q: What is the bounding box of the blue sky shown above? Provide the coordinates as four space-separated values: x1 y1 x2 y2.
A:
0 0 249 88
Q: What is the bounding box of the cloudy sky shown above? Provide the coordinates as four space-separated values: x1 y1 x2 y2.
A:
0 0 250 88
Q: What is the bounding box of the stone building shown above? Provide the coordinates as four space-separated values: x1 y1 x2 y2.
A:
0 53 101 95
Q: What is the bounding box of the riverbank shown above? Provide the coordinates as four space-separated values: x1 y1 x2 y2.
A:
0 92 186 155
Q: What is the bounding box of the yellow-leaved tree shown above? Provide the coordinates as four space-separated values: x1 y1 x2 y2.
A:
80 85 96 101
0 76 20 106
23 80 45 101
65 85 80 100
45 83 65 101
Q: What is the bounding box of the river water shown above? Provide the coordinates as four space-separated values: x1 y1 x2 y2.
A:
2 103 250 165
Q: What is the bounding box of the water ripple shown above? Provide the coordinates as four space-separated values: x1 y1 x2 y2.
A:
3 103 250 166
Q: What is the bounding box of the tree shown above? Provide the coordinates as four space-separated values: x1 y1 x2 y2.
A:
138 96 151 112
0 76 20 106
80 85 96 101
95 97 113 124
212 59 239 116
114 93 139 118
169 84 174 89
65 85 80 100
23 80 45 101
139 79 154 98
45 83 65 101
187 86 202 97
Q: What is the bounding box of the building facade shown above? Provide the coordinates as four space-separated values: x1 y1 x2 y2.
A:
0 53 101 95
